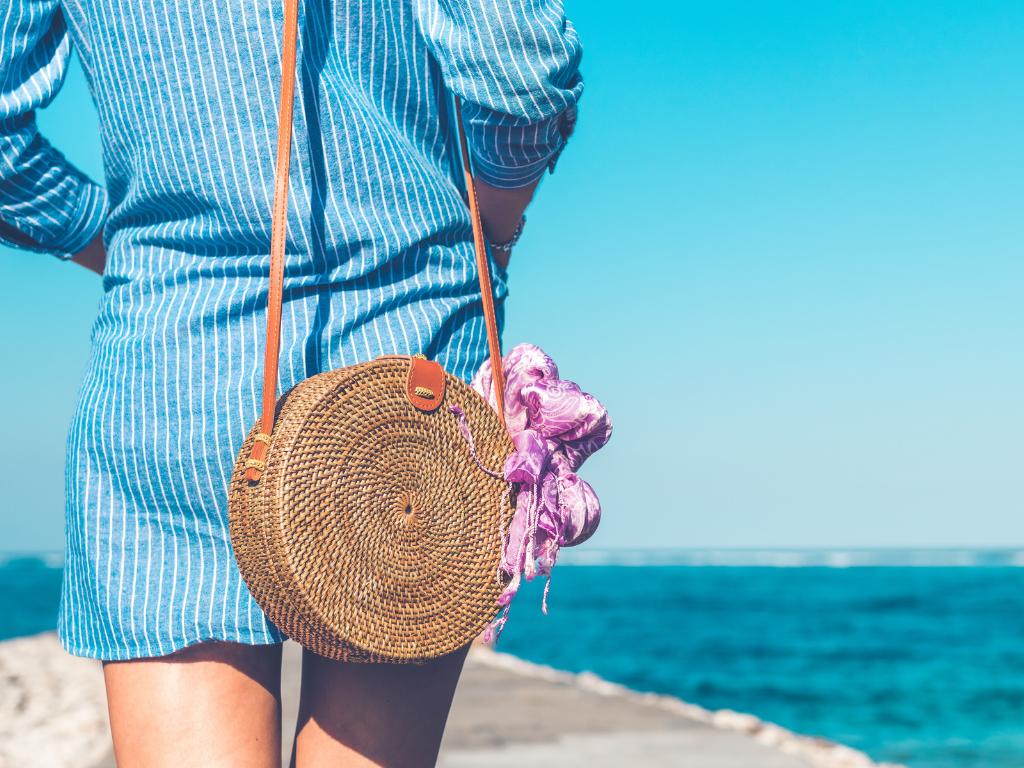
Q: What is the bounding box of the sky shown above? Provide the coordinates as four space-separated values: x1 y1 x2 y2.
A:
1 1 1021 552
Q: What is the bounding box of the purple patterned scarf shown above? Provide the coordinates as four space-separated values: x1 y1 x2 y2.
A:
461 343 612 640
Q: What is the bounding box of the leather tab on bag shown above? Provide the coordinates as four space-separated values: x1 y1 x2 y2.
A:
406 355 445 412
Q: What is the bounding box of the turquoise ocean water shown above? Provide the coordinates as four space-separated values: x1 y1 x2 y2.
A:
3 551 1023 767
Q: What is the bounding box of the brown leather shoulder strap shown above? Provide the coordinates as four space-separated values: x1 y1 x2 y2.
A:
245 0 506 482
454 96 508 426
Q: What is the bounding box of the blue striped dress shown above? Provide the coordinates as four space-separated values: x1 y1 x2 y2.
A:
0 0 582 660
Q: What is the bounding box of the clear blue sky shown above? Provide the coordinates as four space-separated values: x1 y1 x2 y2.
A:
2 1 1021 552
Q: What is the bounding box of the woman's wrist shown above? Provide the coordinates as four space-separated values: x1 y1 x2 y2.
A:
486 216 525 270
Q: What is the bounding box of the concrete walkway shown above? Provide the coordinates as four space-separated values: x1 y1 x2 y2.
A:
276 642 820 767
438 646 823 768
0 634 894 768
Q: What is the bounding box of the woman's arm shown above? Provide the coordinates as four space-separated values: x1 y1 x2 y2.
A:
475 177 539 269
415 0 583 259
1 0 107 265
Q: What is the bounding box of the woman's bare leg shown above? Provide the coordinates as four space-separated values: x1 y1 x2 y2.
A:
290 644 470 768
103 641 283 768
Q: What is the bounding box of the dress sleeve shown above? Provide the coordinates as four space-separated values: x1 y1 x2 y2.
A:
414 0 584 189
0 0 107 259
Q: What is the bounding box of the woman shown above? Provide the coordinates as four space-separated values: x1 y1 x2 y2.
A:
0 0 582 764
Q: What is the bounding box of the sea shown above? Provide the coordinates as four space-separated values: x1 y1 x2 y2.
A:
4 549 1024 768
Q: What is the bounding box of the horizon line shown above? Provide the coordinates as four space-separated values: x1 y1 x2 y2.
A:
6 547 1024 569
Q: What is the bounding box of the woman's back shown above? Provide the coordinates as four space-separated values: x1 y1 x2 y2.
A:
2 1 586 758
40 0 579 276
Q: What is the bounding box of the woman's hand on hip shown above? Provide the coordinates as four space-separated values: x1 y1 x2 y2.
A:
71 232 106 275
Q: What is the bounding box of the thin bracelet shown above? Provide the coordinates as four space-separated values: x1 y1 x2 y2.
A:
486 215 526 255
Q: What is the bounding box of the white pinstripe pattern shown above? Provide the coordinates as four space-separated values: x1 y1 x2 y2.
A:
1 0 582 660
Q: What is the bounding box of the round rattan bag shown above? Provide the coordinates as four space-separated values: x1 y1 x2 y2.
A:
228 357 514 662
227 0 514 662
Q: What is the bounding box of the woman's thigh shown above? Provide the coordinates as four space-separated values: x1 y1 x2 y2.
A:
103 641 283 768
291 644 470 768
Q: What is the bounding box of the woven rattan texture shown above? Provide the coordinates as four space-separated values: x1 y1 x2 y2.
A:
229 357 513 662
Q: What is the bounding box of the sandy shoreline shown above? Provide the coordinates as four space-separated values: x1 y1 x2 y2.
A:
0 634 110 768
0 633 901 768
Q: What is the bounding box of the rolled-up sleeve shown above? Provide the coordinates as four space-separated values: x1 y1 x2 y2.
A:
0 0 107 259
414 1 584 188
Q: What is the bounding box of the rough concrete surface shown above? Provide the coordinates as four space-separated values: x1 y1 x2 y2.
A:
0 634 898 768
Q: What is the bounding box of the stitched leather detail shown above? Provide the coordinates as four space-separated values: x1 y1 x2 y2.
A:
407 357 446 412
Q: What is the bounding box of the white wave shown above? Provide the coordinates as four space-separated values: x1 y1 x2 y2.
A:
0 551 64 568
557 548 1024 567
